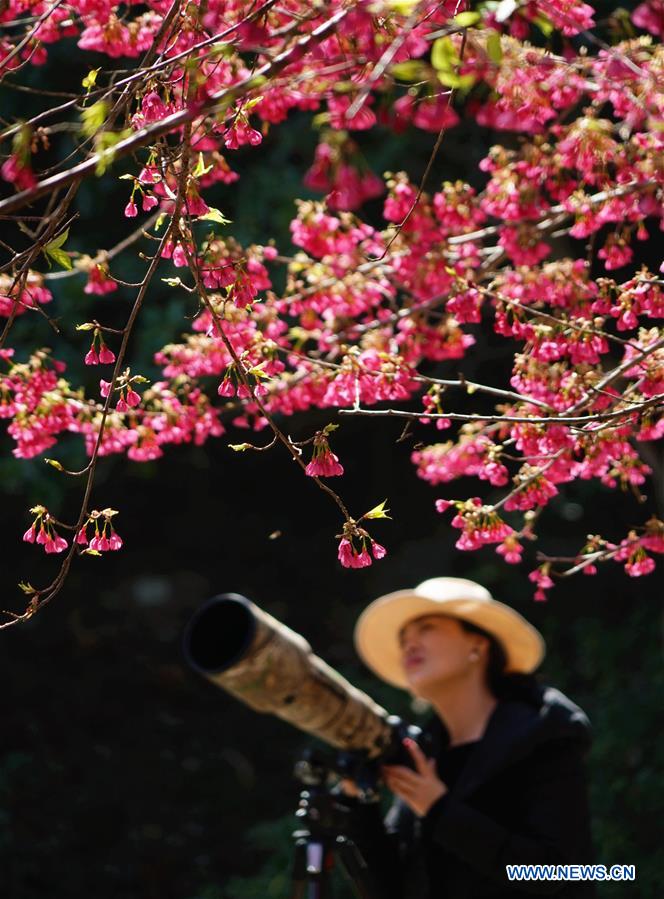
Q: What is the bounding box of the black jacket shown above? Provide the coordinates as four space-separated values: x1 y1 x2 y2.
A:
349 680 596 899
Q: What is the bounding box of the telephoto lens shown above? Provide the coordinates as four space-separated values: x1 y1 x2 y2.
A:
183 593 395 757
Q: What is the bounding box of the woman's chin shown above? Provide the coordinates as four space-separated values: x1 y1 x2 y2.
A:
405 672 439 697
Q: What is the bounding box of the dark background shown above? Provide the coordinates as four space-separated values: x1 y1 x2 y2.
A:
1 9 663 897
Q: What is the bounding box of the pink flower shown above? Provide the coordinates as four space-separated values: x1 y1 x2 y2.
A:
44 534 68 554
84 347 100 365
504 476 558 512
98 345 115 364
23 525 37 543
141 91 168 122
371 541 387 560
142 193 159 212
84 264 117 296
100 379 111 398
125 389 141 408
124 199 138 218
218 378 236 397
337 537 375 569
435 499 453 513
625 555 655 577
598 237 633 271
528 567 554 602
496 538 523 565
76 526 89 545
338 538 356 568
412 96 459 133
1 155 37 190
305 446 344 477
328 95 376 131
633 0 664 37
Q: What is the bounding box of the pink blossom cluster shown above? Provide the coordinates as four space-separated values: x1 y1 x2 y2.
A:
305 432 344 478
76 511 123 552
1 0 663 594
23 506 68 554
337 537 387 569
304 139 384 212
0 273 52 318
436 497 515 552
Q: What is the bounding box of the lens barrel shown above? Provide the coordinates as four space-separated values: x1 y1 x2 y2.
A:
184 594 393 757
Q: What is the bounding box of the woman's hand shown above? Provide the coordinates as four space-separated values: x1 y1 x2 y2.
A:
338 778 362 798
382 737 448 818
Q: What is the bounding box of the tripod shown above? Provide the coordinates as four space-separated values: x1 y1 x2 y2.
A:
289 754 384 899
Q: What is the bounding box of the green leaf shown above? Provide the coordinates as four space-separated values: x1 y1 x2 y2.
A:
198 207 231 225
437 70 477 90
322 423 339 436
193 152 213 178
453 11 481 27
364 499 392 520
243 96 263 111
44 458 63 471
94 129 131 176
43 230 72 270
44 247 72 270
18 581 36 595
76 322 96 331
391 60 428 81
81 100 108 138
386 0 418 11
162 277 182 287
246 366 271 380
82 68 100 90
486 31 503 63
228 443 252 452
533 14 554 36
431 36 458 72
209 41 234 60
47 228 69 251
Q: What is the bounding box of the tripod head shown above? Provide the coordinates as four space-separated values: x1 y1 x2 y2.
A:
294 715 432 803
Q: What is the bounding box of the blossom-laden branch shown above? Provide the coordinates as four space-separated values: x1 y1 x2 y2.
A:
1 0 664 622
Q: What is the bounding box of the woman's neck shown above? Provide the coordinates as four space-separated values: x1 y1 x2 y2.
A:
429 677 498 747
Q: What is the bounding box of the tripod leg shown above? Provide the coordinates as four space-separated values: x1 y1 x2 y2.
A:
305 843 333 899
334 836 384 899
291 838 333 899
290 838 308 899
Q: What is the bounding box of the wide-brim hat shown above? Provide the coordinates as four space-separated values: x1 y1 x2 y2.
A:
354 577 545 689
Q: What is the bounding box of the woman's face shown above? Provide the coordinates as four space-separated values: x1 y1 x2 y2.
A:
398 614 485 697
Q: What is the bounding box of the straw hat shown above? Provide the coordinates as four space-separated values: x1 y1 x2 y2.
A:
354 577 545 689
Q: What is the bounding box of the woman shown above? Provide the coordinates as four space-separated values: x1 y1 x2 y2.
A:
346 577 597 898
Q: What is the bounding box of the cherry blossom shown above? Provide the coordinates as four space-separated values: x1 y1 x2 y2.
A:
0 0 662 624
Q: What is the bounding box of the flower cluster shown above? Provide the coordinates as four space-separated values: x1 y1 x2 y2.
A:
23 506 68 554
76 509 123 553
1 0 662 615
305 428 344 478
